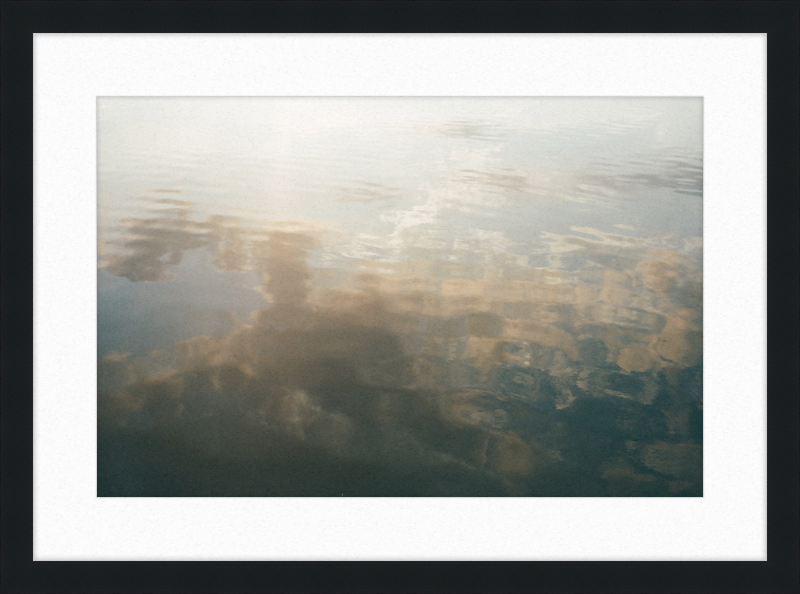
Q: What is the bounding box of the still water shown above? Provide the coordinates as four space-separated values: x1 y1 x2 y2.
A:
98 98 702 496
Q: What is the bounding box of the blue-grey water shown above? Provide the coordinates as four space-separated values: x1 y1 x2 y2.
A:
97 98 702 496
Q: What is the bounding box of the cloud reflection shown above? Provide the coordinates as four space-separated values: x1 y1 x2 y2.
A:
99 199 702 496
102 200 207 281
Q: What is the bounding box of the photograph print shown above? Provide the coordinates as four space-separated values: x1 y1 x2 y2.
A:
97 97 703 497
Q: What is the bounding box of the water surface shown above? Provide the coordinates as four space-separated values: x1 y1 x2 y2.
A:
98 98 702 496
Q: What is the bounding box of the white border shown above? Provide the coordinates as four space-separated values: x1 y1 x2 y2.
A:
33 34 766 560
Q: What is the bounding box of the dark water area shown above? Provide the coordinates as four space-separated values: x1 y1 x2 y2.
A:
98 98 702 496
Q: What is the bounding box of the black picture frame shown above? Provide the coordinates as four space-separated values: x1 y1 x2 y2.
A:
2 1 798 592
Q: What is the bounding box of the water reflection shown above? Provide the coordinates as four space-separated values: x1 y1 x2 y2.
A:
437 120 510 141
98 98 702 497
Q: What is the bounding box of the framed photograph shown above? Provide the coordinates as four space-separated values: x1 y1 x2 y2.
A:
2 1 797 592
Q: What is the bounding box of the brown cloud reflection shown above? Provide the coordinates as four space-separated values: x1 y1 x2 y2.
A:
98 201 701 497
103 200 208 281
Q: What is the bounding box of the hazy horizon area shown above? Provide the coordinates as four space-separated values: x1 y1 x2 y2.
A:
98 97 703 497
